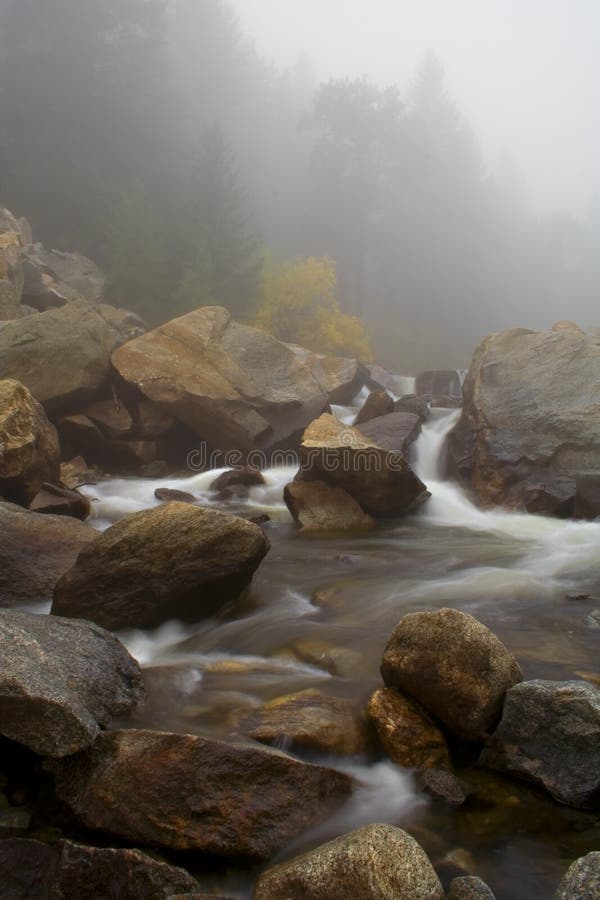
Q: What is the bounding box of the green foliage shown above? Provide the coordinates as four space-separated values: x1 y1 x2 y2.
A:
255 256 372 361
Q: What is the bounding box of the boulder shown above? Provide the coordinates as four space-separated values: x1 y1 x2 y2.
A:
239 689 373 756
0 838 199 900
574 473 600 520
253 823 444 900
155 487 196 503
296 414 428 517
480 679 600 809
416 369 465 401
20 243 105 310
353 390 394 426
0 501 96 607
111 306 363 452
0 300 140 415
284 480 374 534
421 769 469 806
210 467 266 496
367 687 450 770
52 502 270 630
83 397 134 439
449 876 496 899
0 609 142 756
46 729 353 861
394 395 431 421
357 411 422 455
554 851 600 900
57 414 157 473
0 221 23 320
0 379 60 505
447 328 600 514
381 609 522 741
30 482 91 520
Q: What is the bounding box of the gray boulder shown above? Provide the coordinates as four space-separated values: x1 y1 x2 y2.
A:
480 680 600 809
555 851 600 899
0 609 142 756
21 242 105 310
253 823 444 899
447 328 600 515
357 411 422 455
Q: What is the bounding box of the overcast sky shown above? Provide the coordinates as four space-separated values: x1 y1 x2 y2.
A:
230 0 600 217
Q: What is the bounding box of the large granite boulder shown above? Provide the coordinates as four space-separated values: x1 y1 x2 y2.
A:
0 299 143 415
357 411 422 455
21 243 105 311
46 729 353 861
296 414 428 517
367 686 450 770
555 852 600 899
381 609 522 741
480 680 600 809
52 502 270 630
253 823 444 900
0 839 199 900
111 306 363 452
0 501 95 607
284 480 374 534
447 328 600 515
0 379 60 505
0 609 142 756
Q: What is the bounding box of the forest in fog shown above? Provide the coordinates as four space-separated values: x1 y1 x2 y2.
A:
0 0 598 369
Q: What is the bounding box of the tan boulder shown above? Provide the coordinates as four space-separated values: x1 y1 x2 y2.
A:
367 687 451 769
0 379 60 505
284 480 374 533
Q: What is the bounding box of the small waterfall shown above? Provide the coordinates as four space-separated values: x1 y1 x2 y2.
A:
413 407 461 482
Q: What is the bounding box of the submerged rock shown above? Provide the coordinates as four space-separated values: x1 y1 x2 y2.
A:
480 679 600 809
0 609 142 756
284 480 374 534
554 851 600 899
52 502 270 630
0 838 199 900
367 687 450 770
46 729 353 861
447 327 600 515
253 823 444 899
381 608 522 741
0 501 95 608
0 379 60 505
297 413 428 517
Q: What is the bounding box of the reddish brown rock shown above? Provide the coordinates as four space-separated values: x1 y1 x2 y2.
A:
367 687 450 769
30 482 91 520
353 390 394 426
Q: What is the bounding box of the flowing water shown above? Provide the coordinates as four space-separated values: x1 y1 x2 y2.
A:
82 400 600 899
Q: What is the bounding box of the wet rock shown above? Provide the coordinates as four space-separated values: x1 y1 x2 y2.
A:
154 487 196 503
447 327 600 515
112 306 362 452
240 689 373 756
416 369 465 402
52 502 270 630
297 413 428 517
83 397 134 439
210 467 266 494
0 501 96 608
480 679 600 809
30 482 91 520
357 411 422 455
278 639 365 679
46 729 353 861
422 769 470 806
449 876 496 898
284 480 374 534
353 390 394 426
248 513 270 526
394 394 431 421
0 609 142 756
381 608 522 741
0 838 199 900
59 455 98 489
367 687 451 770
253 823 444 900
554 851 600 899
574 473 600 520
0 379 60 505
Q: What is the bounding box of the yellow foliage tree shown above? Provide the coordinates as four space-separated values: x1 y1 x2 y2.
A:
255 256 373 361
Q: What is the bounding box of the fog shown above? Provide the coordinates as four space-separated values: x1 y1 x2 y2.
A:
1 0 599 369
231 0 600 216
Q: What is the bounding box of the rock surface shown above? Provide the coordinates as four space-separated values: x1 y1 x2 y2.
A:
554 851 600 900
30 482 91 520
357 411 422 456
112 306 362 452
0 501 96 607
297 414 428 517
449 876 497 899
46 729 353 861
0 609 142 756
253 823 444 899
52 502 270 630
381 609 522 741
367 687 450 769
0 379 60 505
447 328 600 515
0 838 199 900
353 390 394 426
416 369 465 401
480 679 600 809
21 242 105 310
284 480 374 533
0 209 24 320
0 300 142 414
